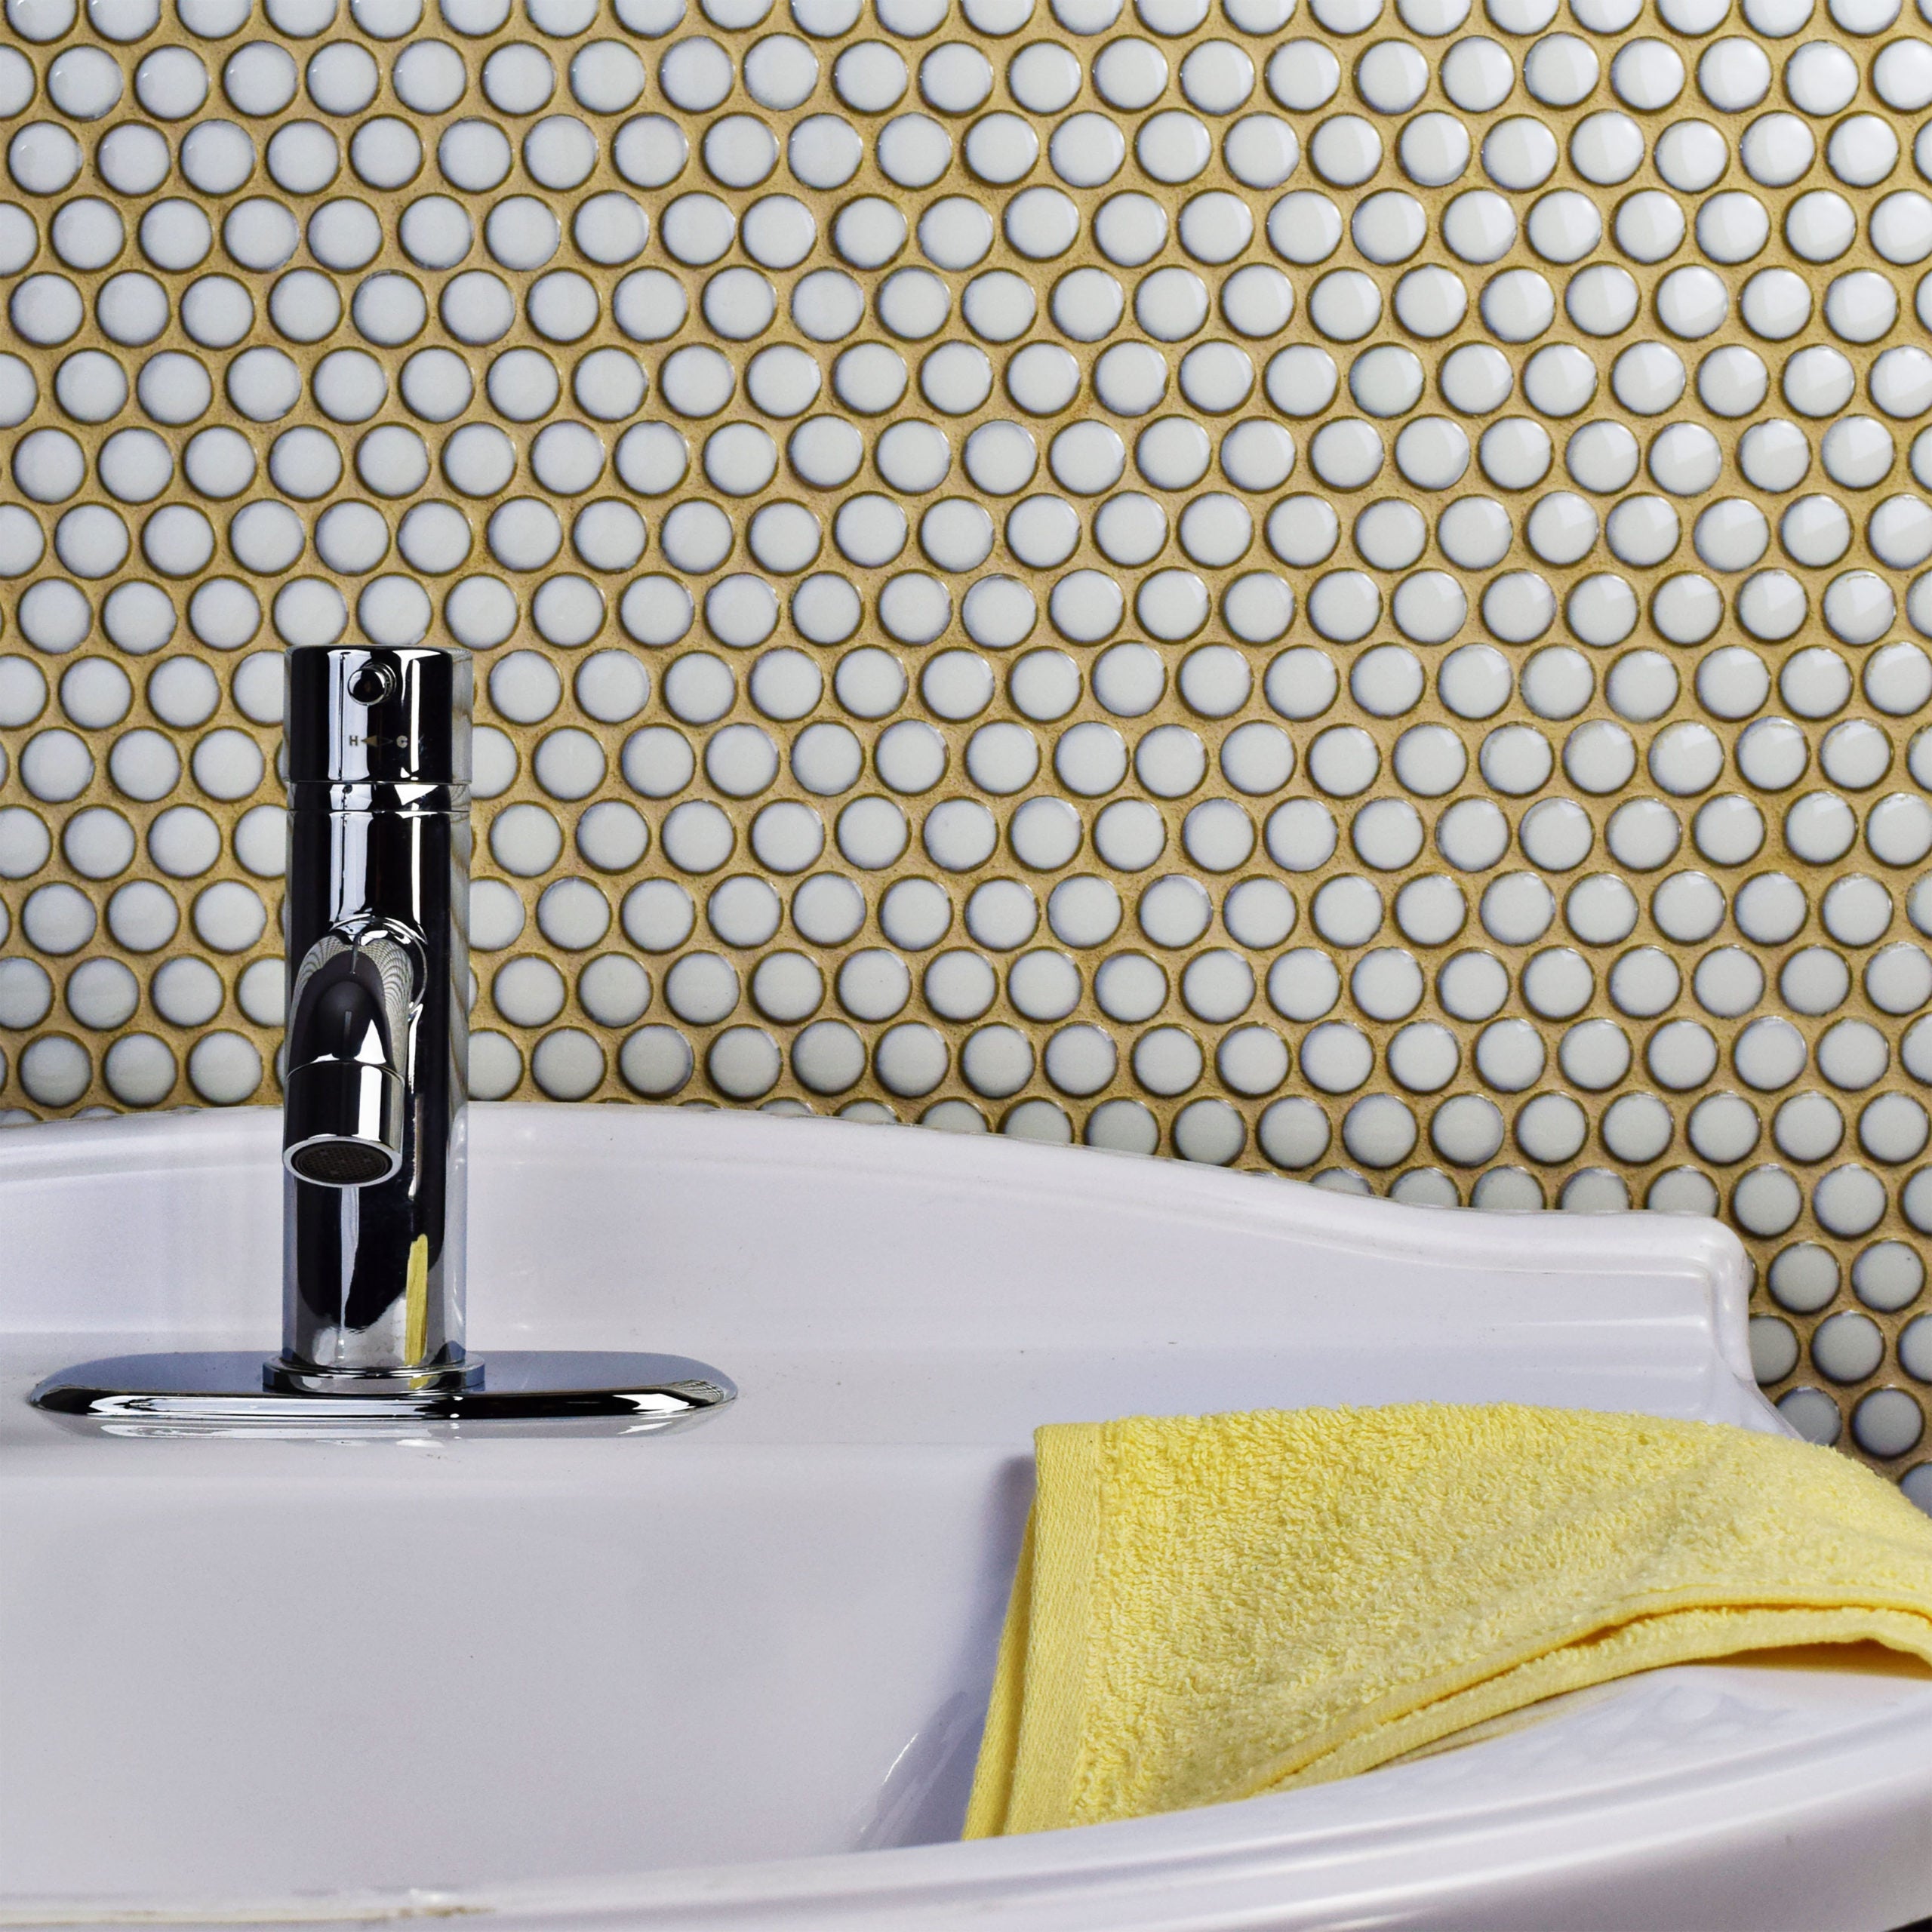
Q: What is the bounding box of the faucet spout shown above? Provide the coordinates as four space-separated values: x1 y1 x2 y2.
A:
283 931 414 1189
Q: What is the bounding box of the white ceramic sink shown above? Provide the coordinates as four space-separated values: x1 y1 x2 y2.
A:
2 1103 1930 1932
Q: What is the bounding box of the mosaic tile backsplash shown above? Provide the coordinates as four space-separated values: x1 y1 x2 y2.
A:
2 0 1931 1481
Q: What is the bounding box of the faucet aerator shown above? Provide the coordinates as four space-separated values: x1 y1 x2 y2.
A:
287 1139 399 1189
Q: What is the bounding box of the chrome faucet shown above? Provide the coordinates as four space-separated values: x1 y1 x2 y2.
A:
276 643 473 1394
32 643 734 1432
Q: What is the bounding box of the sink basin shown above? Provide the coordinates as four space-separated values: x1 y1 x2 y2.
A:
2 1103 1930 1931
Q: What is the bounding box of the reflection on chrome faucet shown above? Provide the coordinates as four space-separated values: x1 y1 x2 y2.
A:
30 644 735 1433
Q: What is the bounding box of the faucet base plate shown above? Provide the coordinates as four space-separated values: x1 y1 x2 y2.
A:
26 1351 735 1436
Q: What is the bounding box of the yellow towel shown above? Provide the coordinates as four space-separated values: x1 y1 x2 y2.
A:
964 1402 1932 1838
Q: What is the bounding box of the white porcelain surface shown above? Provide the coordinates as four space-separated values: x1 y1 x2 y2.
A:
0 1103 1927 1930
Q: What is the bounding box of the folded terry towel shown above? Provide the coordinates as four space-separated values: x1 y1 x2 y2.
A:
964 1403 1932 1837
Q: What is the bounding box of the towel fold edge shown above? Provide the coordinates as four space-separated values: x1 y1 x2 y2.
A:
1242 1602 1932 1800
1002 1420 1103 1836
962 1508 1035 1839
